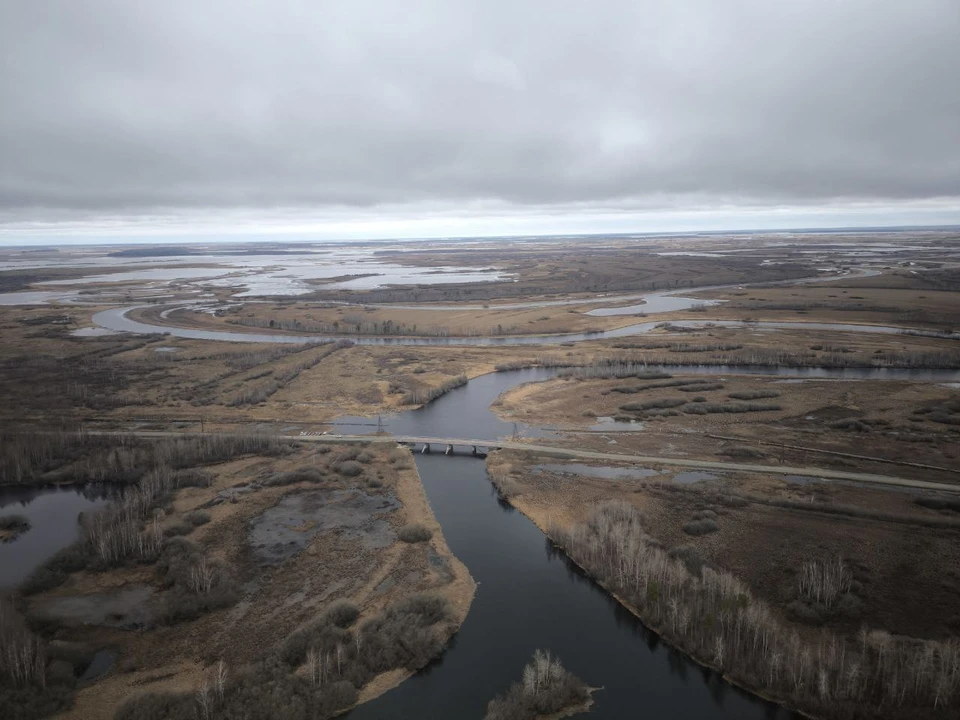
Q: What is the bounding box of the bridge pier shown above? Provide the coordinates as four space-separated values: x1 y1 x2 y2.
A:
445 444 454 455
421 443 430 454
472 445 478 456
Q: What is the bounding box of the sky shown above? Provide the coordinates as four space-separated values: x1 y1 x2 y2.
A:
1 0 959 245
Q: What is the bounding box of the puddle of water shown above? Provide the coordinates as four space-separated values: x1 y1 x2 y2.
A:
589 416 646 432
36 586 156 629
71 327 120 337
0 484 114 589
536 463 659 481
0 290 79 305
78 650 117 685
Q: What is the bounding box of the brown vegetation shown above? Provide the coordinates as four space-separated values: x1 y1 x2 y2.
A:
550 501 960 718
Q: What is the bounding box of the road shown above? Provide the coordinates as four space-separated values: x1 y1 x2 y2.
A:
106 430 960 494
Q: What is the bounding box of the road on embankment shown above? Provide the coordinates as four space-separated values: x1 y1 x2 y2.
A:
93 429 960 494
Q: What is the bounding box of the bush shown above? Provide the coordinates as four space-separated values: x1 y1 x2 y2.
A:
717 445 765 459
358 593 453 673
728 390 781 400
677 383 724 392
155 539 239 624
335 461 364 478
619 398 687 412
668 544 707 574
163 521 194 538
397 523 433 543
173 468 214 488
184 510 211 526
682 519 719 535
484 650 589 720
915 496 960 512
491 474 522 499
326 600 360 628
263 467 325 486
684 402 781 415
114 692 194 720
0 514 30 542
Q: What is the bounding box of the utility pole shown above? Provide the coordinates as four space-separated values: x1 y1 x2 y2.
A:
376 414 384 434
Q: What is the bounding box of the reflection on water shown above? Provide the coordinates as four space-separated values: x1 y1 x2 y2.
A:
338 369 798 718
0 484 115 589
345 454 795 719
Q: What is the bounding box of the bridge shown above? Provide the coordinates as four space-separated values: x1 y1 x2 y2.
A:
78 429 960 494
290 433 960 494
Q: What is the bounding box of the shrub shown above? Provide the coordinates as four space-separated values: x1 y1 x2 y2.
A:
263 467 325 486
682 519 719 535
0 514 30 542
156 539 239 624
718 445 765 459
173 468 214 488
484 650 589 720
397 523 433 543
184 510 211 527
163 521 194 538
619 398 687 412
797 557 851 610
668 544 707 574
728 390 781 400
326 601 360 628
684 402 781 415
335 461 364 478
677 383 724 392
915 496 960 512
491 474 522 499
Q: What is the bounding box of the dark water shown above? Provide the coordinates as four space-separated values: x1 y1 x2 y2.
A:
0 484 113 589
334 365 960 442
337 368 831 718
347 454 795 719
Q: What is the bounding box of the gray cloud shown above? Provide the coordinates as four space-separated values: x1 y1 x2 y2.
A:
1 0 958 228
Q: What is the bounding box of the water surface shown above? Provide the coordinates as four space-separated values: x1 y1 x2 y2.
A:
0 484 113 589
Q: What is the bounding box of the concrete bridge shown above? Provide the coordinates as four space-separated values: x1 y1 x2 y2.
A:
77 429 960 495
290 433 960 494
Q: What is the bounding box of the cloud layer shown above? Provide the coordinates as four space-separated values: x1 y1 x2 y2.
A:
1 0 958 235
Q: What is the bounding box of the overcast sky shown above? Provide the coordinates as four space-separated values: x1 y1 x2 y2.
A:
1 0 959 243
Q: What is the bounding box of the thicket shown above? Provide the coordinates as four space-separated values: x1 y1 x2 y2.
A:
397 523 433 543
619 398 687 412
0 431 290 486
0 600 75 720
0 514 30 542
728 390 781 400
227 341 351 407
484 650 589 720
400 374 468 405
550 501 960 717
116 594 456 720
493 355 569 372
490 472 522 499
683 402 782 415
228 314 546 337
156 538 240 624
